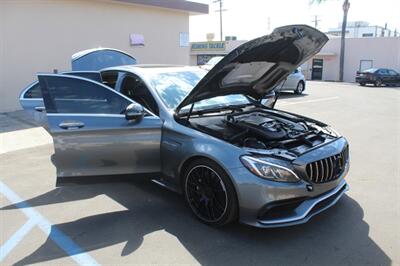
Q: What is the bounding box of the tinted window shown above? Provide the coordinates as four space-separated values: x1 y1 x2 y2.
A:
101 71 120 89
24 83 42 98
39 76 131 114
72 50 136 71
63 72 103 83
388 70 398 75
378 69 389 75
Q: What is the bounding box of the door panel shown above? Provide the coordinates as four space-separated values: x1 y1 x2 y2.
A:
38 74 161 179
46 114 161 177
284 73 297 89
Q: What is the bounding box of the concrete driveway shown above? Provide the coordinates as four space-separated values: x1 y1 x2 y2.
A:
1 81 399 265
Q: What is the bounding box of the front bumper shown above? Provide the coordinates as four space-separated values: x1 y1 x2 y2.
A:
257 179 348 227
228 138 350 228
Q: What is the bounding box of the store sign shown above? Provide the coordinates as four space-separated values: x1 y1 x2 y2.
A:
191 41 225 51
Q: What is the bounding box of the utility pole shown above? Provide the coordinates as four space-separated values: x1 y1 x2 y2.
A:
213 0 227 41
339 0 350 82
311 15 321 28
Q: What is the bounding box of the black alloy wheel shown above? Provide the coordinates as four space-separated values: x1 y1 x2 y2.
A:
183 159 238 226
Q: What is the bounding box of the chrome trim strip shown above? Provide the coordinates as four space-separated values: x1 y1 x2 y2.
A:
328 156 334 180
315 160 320 183
47 113 125 118
258 178 348 225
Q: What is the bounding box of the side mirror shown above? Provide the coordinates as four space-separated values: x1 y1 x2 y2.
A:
125 103 144 121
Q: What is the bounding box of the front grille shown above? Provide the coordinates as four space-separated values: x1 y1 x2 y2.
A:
306 146 349 183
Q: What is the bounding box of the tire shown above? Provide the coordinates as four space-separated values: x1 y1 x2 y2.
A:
294 81 305 94
360 82 366 86
374 79 382 87
183 158 238 226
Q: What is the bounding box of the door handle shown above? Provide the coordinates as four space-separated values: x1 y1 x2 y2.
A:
35 106 45 112
59 121 85 130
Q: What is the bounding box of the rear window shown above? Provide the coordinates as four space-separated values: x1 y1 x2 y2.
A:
363 68 378 73
24 83 42 98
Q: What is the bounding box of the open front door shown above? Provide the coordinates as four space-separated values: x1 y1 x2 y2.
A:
38 74 161 182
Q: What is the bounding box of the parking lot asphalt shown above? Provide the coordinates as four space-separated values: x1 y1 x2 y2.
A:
1 81 399 265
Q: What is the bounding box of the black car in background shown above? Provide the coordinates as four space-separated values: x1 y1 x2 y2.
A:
356 68 400 86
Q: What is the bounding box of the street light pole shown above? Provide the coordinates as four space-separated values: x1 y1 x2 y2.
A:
213 0 227 41
219 0 223 41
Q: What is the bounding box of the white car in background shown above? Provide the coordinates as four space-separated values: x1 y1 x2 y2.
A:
276 67 306 94
202 56 306 94
200 56 224 71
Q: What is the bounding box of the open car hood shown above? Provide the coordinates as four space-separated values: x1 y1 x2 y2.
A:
176 25 328 112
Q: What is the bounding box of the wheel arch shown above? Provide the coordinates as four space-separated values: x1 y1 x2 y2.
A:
178 155 239 197
179 155 240 222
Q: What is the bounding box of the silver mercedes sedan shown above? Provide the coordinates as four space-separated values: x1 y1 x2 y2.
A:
20 25 349 228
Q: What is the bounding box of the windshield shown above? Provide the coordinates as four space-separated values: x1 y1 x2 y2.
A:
149 70 250 110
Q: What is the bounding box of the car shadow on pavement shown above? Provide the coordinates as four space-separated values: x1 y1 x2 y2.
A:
2 177 391 265
0 110 42 134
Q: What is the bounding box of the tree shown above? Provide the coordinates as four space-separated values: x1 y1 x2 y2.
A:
312 0 350 82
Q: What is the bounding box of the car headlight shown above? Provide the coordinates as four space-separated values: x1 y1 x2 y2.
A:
240 156 300 182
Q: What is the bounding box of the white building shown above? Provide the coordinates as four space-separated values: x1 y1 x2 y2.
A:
302 36 400 82
190 35 400 83
326 21 397 38
0 0 208 112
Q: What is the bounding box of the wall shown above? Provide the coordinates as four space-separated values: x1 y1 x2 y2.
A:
0 0 190 112
303 37 400 82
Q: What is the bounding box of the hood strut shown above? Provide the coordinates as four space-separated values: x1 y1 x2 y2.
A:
186 102 195 122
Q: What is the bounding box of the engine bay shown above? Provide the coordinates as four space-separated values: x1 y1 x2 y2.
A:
188 108 339 160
